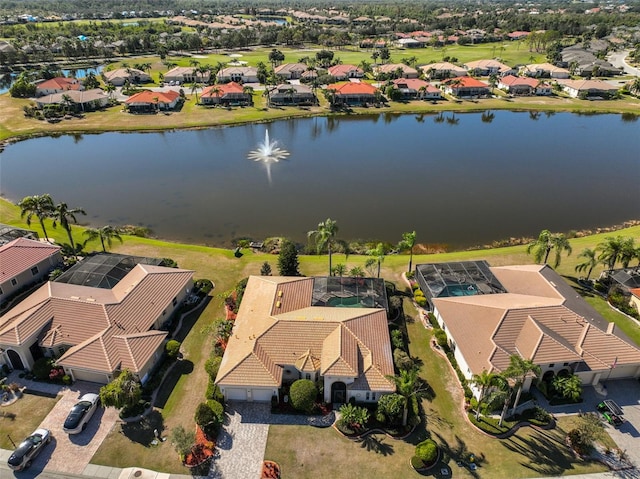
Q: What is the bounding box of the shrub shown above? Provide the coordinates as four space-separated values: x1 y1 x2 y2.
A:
415 296 427 307
32 358 55 380
394 348 414 371
207 399 224 422
412 282 420 290
415 439 438 464
165 340 181 359
376 393 405 426
391 329 405 350
205 380 224 403
427 313 439 328
62 375 72 385
195 402 216 428
434 329 448 348
289 379 317 413
194 279 214 294
205 356 222 381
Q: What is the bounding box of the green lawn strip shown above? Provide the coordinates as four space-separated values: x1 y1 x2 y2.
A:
0 393 60 449
583 295 640 346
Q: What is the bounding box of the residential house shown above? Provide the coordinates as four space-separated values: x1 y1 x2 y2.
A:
507 31 530 40
556 79 619 99
391 78 441 100
125 90 181 112
327 64 364 80
521 63 570 79
216 67 259 84
630 288 640 315
396 38 424 48
374 63 419 79
560 47 622 77
274 63 309 80
326 82 380 106
0 224 39 246
267 84 316 106
464 59 516 77
0 256 194 383
35 77 83 97
498 75 551 96
442 77 491 98
420 262 640 399
0 238 62 306
420 62 467 79
215 276 395 403
164 66 210 84
200 82 252 106
103 68 151 86
35 88 110 110
605 268 640 292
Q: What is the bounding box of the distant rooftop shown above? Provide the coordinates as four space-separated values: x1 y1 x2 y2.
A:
55 253 168 289
311 276 388 310
416 260 506 301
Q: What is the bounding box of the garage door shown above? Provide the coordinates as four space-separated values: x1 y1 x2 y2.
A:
226 388 248 401
251 389 274 402
71 369 109 384
608 365 638 380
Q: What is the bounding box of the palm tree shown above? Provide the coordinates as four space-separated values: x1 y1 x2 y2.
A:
308 218 342 275
190 82 200 103
385 368 429 426
505 355 541 416
349 266 365 278
619 237 636 268
574 248 598 280
526 229 572 267
332 263 347 277
597 235 628 271
18 194 55 240
243 85 254 105
83 226 123 252
470 370 500 420
52 202 86 252
367 243 386 278
398 231 417 272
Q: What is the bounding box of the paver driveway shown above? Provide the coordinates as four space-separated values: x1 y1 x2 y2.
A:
34 383 120 475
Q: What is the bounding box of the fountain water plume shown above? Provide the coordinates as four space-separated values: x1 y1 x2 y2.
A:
248 129 290 184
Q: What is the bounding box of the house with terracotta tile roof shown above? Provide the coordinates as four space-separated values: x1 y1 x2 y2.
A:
391 78 441 100
555 79 619 99
0 261 194 383
274 63 309 80
423 262 640 398
442 77 490 98
0 238 62 306
215 276 395 403
35 77 83 97
464 59 516 77
326 82 380 106
103 68 151 86
200 82 251 106
327 64 364 80
498 75 552 96
374 63 419 79
420 62 467 79
125 90 181 112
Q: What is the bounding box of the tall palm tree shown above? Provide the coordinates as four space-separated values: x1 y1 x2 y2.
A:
52 202 86 252
574 248 598 280
470 369 500 420
308 218 341 275
18 194 55 241
597 235 628 271
619 237 636 268
526 229 572 267
505 355 541 416
398 231 417 272
385 368 429 426
83 226 123 252
367 243 386 278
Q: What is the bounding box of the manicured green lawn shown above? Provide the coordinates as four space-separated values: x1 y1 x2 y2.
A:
0 393 60 449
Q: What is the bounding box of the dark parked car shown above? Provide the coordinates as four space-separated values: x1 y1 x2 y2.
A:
63 393 100 434
7 428 51 471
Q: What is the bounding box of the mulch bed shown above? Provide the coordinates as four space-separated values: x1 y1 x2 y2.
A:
184 426 215 468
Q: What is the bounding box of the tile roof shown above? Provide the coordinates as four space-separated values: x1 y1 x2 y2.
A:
36 88 108 105
464 59 513 72
556 79 618 91
0 238 61 280
327 64 363 77
443 77 489 88
420 62 467 75
274 63 308 75
326 82 378 95
434 264 640 375
201 82 245 97
125 90 180 104
216 276 394 393
375 63 419 75
103 68 149 82
0 264 193 375
36 77 82 92
392 78 439 92
500 75 541 88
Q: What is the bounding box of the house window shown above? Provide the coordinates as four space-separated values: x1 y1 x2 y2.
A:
366 392 370 401
306 373 311 380
371 393 376 401
31 266 39 276
172 297 178 307
563 363 569 366
11 278 17 286
549 363 555 368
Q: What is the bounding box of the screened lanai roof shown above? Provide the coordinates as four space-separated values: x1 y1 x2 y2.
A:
55 253 167 289
415 260 506 300
0 223 39 245
311 276 388 310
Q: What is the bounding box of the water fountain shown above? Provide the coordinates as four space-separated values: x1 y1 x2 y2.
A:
247 129 290 184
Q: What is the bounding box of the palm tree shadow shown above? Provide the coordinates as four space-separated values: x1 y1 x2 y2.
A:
431 432 483 479
356 434 395 456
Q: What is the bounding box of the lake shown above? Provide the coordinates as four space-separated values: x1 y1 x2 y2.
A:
0 111 638 249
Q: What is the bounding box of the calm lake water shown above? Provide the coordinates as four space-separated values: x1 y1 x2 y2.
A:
0 111 638 249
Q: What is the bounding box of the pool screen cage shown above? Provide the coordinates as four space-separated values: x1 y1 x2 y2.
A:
55 253 167 289
311 276 388 310
415 260 506 303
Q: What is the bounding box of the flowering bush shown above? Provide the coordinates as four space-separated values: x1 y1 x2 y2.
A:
49 367 65 382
